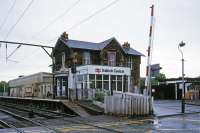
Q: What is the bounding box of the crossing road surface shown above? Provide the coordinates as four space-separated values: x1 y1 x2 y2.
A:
1 99 200 133
0 114 199 132
154 113 200 133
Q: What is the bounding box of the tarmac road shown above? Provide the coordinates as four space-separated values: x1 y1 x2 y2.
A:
52 100 200 133
43 113 200 133
152 113 200 133
0 113 199 133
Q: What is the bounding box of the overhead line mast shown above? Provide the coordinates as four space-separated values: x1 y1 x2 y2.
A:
145 5 155 97
0 40 56 98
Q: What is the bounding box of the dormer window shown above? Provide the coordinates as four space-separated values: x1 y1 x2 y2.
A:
107 52 116 66
83 51 91 65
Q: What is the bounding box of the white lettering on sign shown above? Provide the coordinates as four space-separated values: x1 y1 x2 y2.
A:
95 68 124 74
77 65 131 76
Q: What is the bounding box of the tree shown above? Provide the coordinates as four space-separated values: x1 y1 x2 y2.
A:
152 73 166 85
140 78 145 89
140 73 166 89
155 73 166 82
0 81 9 93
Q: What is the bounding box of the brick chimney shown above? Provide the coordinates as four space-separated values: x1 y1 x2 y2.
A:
61 32 68 40
122 42 130 48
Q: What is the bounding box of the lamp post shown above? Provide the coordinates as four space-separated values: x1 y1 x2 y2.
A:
178 41 186 113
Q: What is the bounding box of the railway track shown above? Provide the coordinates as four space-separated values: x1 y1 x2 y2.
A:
0 119 12 128
0 101 122 133
0 109 60 133
0 119 26 133
0 102 76 119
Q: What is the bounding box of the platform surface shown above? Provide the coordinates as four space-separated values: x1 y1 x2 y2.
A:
0 96 61 102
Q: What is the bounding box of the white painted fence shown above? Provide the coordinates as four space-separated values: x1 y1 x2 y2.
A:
104 93 153 116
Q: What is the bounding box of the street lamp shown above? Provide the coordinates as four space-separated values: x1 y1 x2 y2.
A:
178 41 186 113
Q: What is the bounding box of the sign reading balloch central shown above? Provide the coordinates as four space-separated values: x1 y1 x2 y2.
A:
77 65 131 75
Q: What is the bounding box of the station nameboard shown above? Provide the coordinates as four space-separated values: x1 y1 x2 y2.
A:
77 65 131 75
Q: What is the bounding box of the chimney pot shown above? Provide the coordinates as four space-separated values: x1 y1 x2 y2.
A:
61 32 68 40
122 42 130 48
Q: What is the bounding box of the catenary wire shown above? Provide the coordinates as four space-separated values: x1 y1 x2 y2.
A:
4 0 34 41
6 0 119 63
19 0 81 62
32 0 81 39
67 0 119 31
44 0 120 44
5 0 34 61
6 0 80 61
0 0 17 33
19 0 119 62
0 0 16 57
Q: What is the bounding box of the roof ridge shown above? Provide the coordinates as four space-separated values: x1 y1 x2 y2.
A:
100 37 115 43
67 39 100 44
60 37 144 56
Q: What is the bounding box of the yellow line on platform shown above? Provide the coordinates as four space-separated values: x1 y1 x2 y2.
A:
56 125 99 132
60 127 100 132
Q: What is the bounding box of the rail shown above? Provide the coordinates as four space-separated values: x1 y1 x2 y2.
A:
0 109 60 133
0 119 25 133
0 100 121 132
0 102 76 118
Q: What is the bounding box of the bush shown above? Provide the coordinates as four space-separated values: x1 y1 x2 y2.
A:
95 92 105 102
0 81 9 92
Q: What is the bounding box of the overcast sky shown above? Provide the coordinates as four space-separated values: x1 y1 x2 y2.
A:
0 0 200 81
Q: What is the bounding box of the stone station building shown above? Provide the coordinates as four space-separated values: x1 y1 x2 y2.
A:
53 33 144 99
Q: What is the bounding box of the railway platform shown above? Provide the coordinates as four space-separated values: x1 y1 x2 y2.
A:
0 96 104 117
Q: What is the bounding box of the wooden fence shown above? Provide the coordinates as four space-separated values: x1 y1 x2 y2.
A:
104 93 153 116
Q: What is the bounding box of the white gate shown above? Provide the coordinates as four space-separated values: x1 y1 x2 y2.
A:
104 93 153 116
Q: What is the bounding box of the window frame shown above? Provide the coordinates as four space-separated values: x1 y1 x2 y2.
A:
83 51 91 65
107 52 116 66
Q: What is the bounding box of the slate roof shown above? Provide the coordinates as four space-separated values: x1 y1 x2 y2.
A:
62 39 100 50
60 37 144 56
99 37 114 49
123 47 144 56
